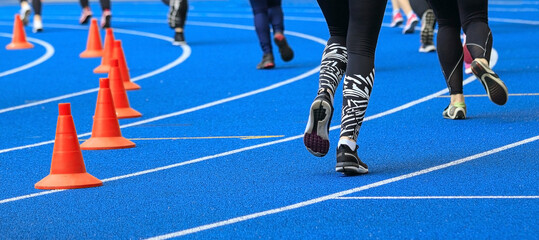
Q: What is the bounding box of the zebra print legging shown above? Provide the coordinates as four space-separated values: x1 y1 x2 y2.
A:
161 0 188 29
316 0 387 141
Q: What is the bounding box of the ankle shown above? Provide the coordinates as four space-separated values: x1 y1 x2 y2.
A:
474 58 488 66
338 138 356 150
450 94 465 105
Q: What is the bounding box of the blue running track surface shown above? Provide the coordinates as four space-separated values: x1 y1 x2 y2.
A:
0 0 537 238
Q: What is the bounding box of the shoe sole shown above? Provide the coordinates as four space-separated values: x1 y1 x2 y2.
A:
274 36 294 62
443 108 466 120
471 60 508 105
390 19 403 28
80 14 92 25
257 63 275 69
304 98 332 157
335 163 368 176
22 9 31 26
419 45 436 53
172 41 186 46
420 10 435 49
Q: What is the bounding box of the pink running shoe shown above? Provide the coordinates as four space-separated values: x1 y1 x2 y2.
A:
402 13 419 34
79 7 93 25
390 12 404 28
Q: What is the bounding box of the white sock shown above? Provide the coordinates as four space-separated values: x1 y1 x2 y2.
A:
338 138 357 150
406 11 416 19
393 9 400 16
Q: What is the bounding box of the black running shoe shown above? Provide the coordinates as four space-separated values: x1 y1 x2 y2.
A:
471 60 508 105
273 33 294 62
304 91 333 157
100 10 111 29
173 32 186 45
256 53 275 69
336 145 368 176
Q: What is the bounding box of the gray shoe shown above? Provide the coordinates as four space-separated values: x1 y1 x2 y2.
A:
442 102 466 120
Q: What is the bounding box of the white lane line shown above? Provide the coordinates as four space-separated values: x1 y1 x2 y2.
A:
145 135 539 239
0 23 191 114
0 33 55 78
0 21 326 155
335 196 539 200
437 93 539 98
489 17 539 25
0 64 490 202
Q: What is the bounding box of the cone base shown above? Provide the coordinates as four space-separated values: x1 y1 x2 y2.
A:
93 64 111 73
80 50 103 58
80 136 135 150
6 42 34 50
124 81 141 90
116 108 142 119
35 172 103 189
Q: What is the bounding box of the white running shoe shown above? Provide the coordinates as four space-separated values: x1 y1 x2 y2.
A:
20 3 31 26
33 17 43 33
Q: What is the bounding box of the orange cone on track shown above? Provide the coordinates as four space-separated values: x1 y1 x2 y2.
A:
109 59 142 119
94 28 115 73
80 18 103 58
6 14 34 50
80 78 135 150
35 103 103 190
112 40 141 90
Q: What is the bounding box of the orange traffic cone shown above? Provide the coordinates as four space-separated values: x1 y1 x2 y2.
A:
109 59 142 119
112 40 141 90
35 103 103 189
80 18 103 58
6 14 34 50
80 78 135 150
94 28 115 73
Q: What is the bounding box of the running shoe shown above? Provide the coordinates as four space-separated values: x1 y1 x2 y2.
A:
20 4 31 26
471 60 508 105
100 10 111 29
402 13 419 34
390 12 404 28
442 102 466 120
464 62 472 75
336 144 368 176
79 7 93 25
304 90 333 157
256 53 275 69
419 9 436 53
173 32 186 45
273 33 294 62
419 44 436 53
32 17 43 33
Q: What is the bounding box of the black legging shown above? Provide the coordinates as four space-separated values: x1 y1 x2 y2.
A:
80 0 111 11
249 0 284 54
428 0 492 94
162 0 188 29
316 0 387 140
20 0 41 15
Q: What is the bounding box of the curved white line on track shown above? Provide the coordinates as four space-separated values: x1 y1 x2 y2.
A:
0 23 191 114
146 135 539 239
0 49 499 204
0 21 500 199
0 21 325 155
0 33 55 78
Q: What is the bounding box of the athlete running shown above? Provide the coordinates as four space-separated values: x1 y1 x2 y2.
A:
304 0 387 176
427 0 508 119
